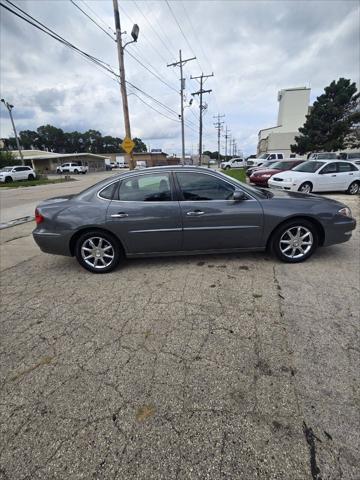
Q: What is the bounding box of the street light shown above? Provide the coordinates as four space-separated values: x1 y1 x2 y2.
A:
1 98 24 165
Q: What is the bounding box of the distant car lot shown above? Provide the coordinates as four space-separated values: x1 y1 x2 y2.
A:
0 190 359 479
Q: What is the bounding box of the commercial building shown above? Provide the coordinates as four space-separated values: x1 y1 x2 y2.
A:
257 87 311 157
13 150 108 172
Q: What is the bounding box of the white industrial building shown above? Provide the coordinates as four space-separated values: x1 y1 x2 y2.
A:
257 87 311 157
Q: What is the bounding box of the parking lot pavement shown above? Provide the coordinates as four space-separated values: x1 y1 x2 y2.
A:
0 194 359 480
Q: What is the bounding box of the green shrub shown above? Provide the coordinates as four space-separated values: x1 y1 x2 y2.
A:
0 151 18 168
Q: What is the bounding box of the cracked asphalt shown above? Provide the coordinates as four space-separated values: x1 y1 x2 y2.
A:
0 194 359 479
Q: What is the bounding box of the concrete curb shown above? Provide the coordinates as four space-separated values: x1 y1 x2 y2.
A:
0 216 34 230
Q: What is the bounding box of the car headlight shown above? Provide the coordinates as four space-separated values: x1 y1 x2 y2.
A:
262 174 272 178
338 207 352 218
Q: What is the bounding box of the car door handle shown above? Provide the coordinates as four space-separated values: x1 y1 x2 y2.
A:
186 210 205 216
111 213 128 218
331 175 337 177
349 173 354 175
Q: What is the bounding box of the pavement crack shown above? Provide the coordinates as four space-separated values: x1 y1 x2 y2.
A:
303 422 322 480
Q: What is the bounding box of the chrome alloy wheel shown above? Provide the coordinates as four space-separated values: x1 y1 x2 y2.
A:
279 226 313 259
349 182 359 194
80 236 115 269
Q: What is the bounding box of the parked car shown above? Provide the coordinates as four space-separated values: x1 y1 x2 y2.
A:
308 152 338 160
339 152 360 165
246 152 284 167
116 159 129 168
135 161 147 169
246 160 279 177
33 166 356 273
249 160 304 187
56 162 88 174
268 160 360 194
220 158 246 169
0 165 36 183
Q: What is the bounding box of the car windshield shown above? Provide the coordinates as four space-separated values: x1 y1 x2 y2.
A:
258 154 269 160
0 167 13 172
261 160 277 167
293 161 325 173
271 161 296 170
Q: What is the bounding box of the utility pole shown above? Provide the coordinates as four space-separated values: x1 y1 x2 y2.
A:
1 99 24 165
167 50 196 165
191 72 213 166
224 126 230 161
213 113 225 166
113 0 139 169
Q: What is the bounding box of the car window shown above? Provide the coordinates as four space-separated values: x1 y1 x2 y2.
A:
13 167 22 171
278 154 283 159
320 163 337 174
268 154 275 160
118 174 171 201
176 172 235 201
99 182 118 200
347 153 360 159
337 162 357 172
271 161 296 170
293 161 325 173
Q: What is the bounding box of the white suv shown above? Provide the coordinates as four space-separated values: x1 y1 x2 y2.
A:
247 153 284 167
0 165 36 183
220 158 246 169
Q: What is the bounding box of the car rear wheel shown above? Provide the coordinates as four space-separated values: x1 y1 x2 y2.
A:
75 231 121 273
298 182 312 194
28 174 35 180
271 220 318 263
347 181 359 195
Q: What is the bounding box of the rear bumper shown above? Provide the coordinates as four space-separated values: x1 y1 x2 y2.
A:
323 217 356 246
33 230 72 256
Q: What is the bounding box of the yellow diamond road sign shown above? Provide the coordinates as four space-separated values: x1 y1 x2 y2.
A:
121 137 135 154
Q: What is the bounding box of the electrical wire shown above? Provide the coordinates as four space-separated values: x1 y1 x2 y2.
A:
70 0 115 42
80 0 115 34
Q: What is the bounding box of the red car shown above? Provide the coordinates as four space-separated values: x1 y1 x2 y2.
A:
249 160 304 187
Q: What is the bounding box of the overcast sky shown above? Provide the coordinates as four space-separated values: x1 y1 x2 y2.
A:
0 0 359 156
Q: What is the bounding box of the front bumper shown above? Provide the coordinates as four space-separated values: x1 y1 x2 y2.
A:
250 177 271 187
268 180 297 191
323 217 356 246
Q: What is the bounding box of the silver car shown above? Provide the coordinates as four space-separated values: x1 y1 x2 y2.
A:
33 166 356 273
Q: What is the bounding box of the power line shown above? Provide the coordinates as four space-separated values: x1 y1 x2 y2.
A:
165 0 203 73
132 0 177 60
70 0 115 41
1 0 194 128
80 0 115 34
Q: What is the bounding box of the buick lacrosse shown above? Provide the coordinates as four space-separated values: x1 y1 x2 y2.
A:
33 166 356 273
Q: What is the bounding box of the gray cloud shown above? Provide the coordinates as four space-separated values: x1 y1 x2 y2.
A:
33 88 66 113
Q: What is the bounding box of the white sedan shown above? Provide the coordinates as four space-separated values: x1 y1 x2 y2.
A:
268 160 360 195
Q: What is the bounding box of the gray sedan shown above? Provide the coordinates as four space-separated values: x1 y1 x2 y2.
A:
33 166 356 273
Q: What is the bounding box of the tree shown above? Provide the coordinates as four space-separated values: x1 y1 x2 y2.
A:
36 125 65 152
19 130 39 150
0 151 17 168
291 78 360 155
133 137 147 152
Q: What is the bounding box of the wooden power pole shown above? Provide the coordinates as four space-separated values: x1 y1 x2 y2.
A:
191 73 213 166
167 50 196 165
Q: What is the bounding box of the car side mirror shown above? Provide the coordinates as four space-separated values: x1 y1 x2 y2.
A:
233 191 247 202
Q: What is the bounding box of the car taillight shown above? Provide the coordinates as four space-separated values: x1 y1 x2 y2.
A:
35 209 44 224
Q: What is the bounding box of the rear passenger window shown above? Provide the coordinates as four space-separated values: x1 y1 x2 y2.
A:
99 182 118 200
278 154 283 159
337 162 357 172
118 174 172 201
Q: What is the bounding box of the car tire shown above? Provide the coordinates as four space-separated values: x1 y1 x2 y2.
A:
75 230 122 274
225 166 231 170
347 181 359 195
28 174 35 180
298 182 312 194
74 169 79 174
5 176 13 183
270 219 318 263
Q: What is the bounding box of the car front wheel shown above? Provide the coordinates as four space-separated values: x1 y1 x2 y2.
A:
28 174 35 180
5 176 13 183
347 181 359 195
271 220 318 263
75 231 121 273
298 182 312 194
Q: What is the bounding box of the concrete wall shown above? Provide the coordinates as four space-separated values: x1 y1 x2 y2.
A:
277 87 310 132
